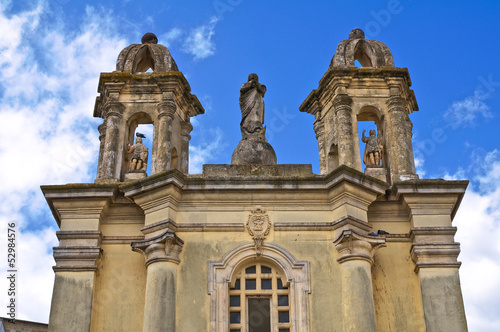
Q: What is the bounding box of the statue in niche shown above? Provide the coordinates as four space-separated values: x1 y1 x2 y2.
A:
127 133 148 172
362 129 383 166
239 73 267 139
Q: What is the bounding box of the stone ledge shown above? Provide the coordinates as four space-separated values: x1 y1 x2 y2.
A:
202 164 313 178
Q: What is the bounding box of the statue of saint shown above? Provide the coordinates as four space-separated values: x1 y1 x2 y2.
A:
362 129 383 166
127 136 148 172
239 73 267 138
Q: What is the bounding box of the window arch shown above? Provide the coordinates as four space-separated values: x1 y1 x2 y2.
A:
208 243 310 332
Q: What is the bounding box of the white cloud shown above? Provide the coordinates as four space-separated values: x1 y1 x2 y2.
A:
183 16 219 60
0 2 126 323
189 127 224 173
159 27 183 47
444 88 492 128
444 151 500 331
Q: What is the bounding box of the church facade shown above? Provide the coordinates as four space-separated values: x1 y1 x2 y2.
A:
42 29 468 332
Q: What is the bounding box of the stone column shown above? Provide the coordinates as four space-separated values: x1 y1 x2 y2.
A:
100 101 125 181
132 223 183 332
410 227 467 332
154 99 176 175
313 120 327 174
386 96 416 181
332 220 386 332
96 123 106 180
333 94 355 168
180 121 193 174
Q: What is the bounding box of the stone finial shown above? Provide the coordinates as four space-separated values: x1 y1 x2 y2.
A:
116 32 178 73
141 32 158 44
231 73 277 165
348 28 365 40
330 28 394 68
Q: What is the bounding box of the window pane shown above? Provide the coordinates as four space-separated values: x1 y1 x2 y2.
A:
230 295 240 307
278 295 289 306
230 330 241 332
277 278 288 289
231 279 240 290
245 279 256 290
230 312 241 324
248 298 271 332
261 279 272 290
245 265 257 274
261 265 272 273
279 329 290 332
278 311 290 323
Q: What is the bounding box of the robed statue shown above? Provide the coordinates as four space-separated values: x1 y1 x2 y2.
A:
239 73 267 138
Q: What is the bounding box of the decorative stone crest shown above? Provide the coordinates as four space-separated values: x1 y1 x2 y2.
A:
246 208 271 254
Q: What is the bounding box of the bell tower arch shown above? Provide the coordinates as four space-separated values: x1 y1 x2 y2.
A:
94 33 204 183
300 28 418 183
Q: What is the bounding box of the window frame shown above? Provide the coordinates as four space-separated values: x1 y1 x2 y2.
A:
209 243 311 332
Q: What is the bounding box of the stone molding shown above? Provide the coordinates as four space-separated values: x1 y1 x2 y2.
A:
333 229 386 264
53 246 102 272
131 221 184 266
208 242 311 332
410 227 461 272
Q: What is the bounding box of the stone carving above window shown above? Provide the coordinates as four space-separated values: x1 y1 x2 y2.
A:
246 208 272 253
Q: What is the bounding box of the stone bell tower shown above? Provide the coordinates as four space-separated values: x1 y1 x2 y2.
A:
300 28 418 183
94 32 204 182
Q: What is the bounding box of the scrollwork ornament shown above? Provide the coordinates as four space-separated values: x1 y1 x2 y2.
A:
246 208 271 254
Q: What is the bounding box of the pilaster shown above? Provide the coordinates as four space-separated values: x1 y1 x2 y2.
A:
42 185 115 332
132 220 184 332
396 180 468 332
332 218 386 332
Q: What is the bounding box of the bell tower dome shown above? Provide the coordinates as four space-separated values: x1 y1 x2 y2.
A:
300 28 418 183
94 33 204 182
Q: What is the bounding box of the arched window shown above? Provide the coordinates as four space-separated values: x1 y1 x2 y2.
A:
209 243 310 332
228 262 291 332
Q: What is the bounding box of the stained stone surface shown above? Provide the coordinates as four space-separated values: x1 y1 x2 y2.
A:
231 138 277 165
203 164 312 177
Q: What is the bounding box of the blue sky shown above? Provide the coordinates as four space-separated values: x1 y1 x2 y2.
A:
0 0 499 330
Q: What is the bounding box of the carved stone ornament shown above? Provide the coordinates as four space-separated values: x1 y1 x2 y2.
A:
246 208 271 254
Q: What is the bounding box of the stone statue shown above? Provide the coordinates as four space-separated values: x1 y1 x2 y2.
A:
231 73 277 165
239 73 267 138
362 129 383 166
127 135 148 172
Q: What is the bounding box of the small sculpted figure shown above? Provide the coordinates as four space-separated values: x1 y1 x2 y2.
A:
239 73 267 138
127 136 148 172
362 129 383 166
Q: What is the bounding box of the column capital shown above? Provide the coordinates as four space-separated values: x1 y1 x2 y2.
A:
332 94 353 109
157 100 176 119
132 228 184 266
333 229 386 264
386 96 406 110
103 100 125 118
